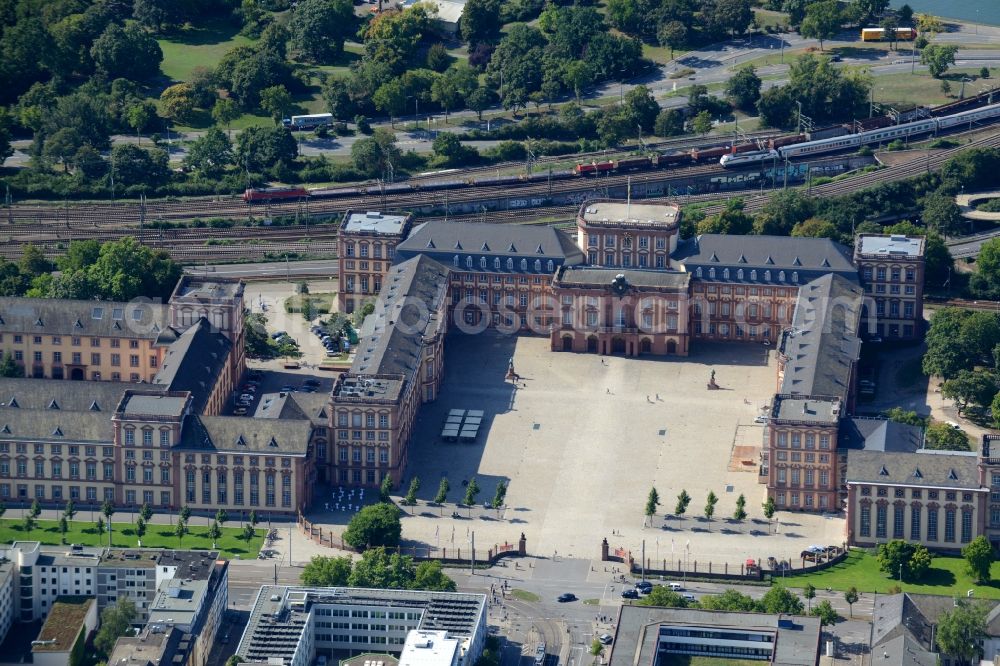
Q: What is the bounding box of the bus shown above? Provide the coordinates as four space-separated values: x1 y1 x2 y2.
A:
281 113 334 130
861 27 917 41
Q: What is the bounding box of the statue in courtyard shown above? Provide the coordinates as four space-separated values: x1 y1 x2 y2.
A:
707 368 719 390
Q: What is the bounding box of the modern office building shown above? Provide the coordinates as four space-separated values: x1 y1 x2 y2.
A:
107 626 193 666
0 553 14 647
608 605 821 666
236 586 487 666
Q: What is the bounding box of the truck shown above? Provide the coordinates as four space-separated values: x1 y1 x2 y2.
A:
281 113 334 130
861 27 917 41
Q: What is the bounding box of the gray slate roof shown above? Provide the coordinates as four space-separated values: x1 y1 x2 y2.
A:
873 594 999 652
0 297 168 339
352 255 450 379
120 393 189 418
395 221 585 268
0 409 113 443
841 417 924 452
179 415 310 455
0 377 143 412
151 318 231 414
846 449 982 489
874 634 938 666
555 267 691 290
673 234 856 281
779 274 863 400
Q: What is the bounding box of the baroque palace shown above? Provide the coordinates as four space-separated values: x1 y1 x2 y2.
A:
7 201 996 552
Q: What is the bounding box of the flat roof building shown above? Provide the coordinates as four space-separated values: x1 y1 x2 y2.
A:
236 586 487 666
32 596 98 666
107 626 191 666
609 606 821 666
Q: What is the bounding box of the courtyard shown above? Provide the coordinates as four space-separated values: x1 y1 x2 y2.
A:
309 332 847 569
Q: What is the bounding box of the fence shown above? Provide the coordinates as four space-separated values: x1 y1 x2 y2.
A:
297 514 526 565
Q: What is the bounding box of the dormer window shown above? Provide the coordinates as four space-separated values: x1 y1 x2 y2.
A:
494 258 501 270
465 256 473 269
778 271 785 282
453 255 459 267
506 258 513 270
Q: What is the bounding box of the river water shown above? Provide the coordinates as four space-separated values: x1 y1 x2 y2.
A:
888 0 1000 26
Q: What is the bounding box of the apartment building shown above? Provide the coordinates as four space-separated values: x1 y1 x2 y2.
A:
147 550 228 666
108 626 192 666
236 585 486 666
0 542 100 622
337 211 413 315
0 554 14 647
97 549 161 622
853 234 925 340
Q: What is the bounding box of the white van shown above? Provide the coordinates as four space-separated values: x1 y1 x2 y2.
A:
668 582 684 591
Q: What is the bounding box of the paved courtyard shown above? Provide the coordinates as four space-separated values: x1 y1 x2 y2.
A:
306 332 847 568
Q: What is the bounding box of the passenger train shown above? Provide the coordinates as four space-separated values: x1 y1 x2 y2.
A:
719 101 1000 167
239 100 1000 201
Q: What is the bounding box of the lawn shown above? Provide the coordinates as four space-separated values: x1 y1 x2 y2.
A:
782 549 1000 599
285 292 335 315
871 68 997 108
0 517 264 559
158 19 255 83
510 589 540 602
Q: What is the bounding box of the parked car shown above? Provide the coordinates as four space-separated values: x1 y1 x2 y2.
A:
598 634 613 645
271 331 286 339
280 385 296 392
682 593 696 601
635 581 653 594
754 415 767 424
621 589 639 599
557 593 576 603
303 379 321 387
233 407 248 416
667 582 684 591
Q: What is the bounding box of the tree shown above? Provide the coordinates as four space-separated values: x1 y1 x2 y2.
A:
922 44 959 78
623 86 660 132
350 129 400 179
434 477 450 505
426 43 452 72
242 523 256 547
96 516 105 541
288 0 354 62
236 126 298 172
135 517 146 544
159 84 196 123
916 13 944 34
942 370 999 414
757 85 796 129
59 516 69 543
380 475 394 502
94 597 138 656
249 510 258 529
844 587 859 618
759 585 805 614
922 193 964 236
762 496 776 529
175 519 187 546
925 422 970 451
963 535 994 584
91 23 163 81
883 407 928 427
373 80 407 124
348 547 414 589
704 491 718 525
936 600 989 666
645 486 660 523
726 65 762 112
691 110 713 135
22 514 35 534
803 583 816 612
404 477 421 506
344 503 402 549
301 555 353 586
733 494 747 522
675 489 691 518
800 0 842 50
180 505 192 524
657 21 687 58
638 587 692 607
811 599 840 625
64 499 78 522
133 0 180 32
463 478 481 507
491 480 507 510
207 521 223 548
184 127 233 179
260 85 292 125
0 353 21 378
710 0 753 36
699 589 759 612
466 87 495 122
878 540 933 581
413 560 457 591
102 500 115 546
125 103 152 145
212 98 241 136
654 109 685 137
461 0 501 44
853 0 890 24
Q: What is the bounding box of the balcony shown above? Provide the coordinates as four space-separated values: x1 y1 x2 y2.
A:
599 325 638 334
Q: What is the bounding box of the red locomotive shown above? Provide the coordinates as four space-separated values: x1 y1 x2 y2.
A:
242 186 309 203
